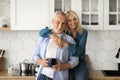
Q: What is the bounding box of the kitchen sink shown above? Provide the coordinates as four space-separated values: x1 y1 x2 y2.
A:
102 70 120 76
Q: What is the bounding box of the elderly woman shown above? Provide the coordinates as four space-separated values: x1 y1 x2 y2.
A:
40 10 89 80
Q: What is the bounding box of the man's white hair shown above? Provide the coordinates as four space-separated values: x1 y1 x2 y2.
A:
52 11 66 19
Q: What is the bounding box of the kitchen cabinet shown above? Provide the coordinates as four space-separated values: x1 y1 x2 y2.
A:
71 0 104 30
11 0 52 30
104 0 120 30
10 0 71 30
9 0 120 30
49 0 71 24
53 0 101 30
71 0 120 30
54 0 71 12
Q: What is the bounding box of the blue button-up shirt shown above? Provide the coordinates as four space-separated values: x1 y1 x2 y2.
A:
32 33 79 80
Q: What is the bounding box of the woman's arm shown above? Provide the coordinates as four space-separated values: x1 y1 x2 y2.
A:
68 29 88 56
39 27 52 38
40 28 88 56
51 29 88 56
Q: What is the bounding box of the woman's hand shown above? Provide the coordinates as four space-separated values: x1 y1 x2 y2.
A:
50 34 69 48
50 34 62 48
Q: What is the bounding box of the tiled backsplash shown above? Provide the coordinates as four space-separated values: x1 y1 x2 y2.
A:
0 31 39 68
87 31 120 70
0 30 120 70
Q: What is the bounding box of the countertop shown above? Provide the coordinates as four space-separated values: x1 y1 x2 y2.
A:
89 70 120 80
0 70 120 80
0 70 35 79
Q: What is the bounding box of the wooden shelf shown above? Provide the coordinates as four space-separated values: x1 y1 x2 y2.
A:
0 27 10 30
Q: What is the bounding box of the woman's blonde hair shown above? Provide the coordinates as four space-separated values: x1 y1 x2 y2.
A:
66 10 83 34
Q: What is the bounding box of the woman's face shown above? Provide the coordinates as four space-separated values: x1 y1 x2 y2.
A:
68 14 78 30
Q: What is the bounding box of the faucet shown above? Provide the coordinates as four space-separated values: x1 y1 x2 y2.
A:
115 48 120 58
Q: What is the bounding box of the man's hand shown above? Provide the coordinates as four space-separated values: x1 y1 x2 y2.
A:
52 60 71 71
41 59 48 67
36 58 48 67
52 60 64 71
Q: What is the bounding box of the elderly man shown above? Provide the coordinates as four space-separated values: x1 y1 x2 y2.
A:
32 11 79 80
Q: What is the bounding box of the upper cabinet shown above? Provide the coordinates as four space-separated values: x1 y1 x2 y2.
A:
104 0 120 30
49 0 71 27
10 0 71 30
71 0 120 30
1 0 120 30
71 0 104 30
54 0 71 12
11 0 51 30
53 0 104 32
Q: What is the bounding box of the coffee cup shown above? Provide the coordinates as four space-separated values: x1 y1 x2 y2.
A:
48 58 57 67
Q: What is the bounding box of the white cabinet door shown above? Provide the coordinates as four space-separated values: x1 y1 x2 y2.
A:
11 0 50 30
71 0 104 30
104 0 120 30
53 0 71 12
49 0 71 27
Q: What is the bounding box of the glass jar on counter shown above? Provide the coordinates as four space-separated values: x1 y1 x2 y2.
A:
0 16 10 28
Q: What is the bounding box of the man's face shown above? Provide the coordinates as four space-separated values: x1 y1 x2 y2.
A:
52 14 66 34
